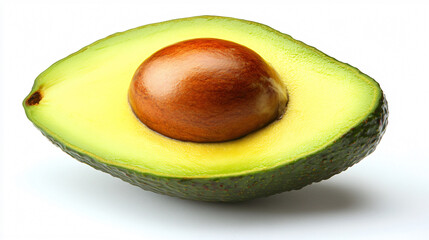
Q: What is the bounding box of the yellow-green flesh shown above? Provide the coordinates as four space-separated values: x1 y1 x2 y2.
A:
24 16 380 177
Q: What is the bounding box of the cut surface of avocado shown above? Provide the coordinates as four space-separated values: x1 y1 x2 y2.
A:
24 16 387 201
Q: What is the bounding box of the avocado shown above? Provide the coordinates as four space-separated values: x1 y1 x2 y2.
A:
23 16 388 202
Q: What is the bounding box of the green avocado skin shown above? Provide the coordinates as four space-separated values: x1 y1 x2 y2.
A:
37 93 388 202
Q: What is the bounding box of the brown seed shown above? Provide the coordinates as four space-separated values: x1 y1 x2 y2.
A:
129 38 287 143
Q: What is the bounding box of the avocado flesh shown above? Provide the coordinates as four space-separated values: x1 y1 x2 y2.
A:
23 16 388 201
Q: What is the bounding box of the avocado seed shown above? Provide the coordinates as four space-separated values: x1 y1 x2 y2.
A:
129 38 287 143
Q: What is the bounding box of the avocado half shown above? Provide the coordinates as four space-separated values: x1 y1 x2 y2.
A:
23 16 388 202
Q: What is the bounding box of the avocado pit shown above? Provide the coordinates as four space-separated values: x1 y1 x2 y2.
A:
129 38 288 142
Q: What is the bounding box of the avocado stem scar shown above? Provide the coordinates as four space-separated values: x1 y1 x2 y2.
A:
26 91 42 106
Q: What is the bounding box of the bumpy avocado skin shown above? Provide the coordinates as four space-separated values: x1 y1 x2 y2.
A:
36 93 387 202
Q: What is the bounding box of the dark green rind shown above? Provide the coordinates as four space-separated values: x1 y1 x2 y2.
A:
37 93 388 202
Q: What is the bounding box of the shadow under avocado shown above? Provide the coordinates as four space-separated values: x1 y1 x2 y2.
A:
26 157 371 223
181 182 367 217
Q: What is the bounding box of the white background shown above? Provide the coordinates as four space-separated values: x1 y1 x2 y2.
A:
1 0 429 239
